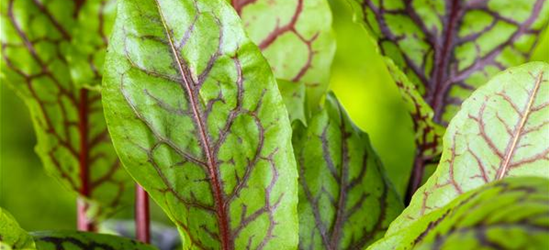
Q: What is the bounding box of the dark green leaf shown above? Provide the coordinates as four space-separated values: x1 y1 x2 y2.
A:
232 0 336 108
369 177 549 250
389 62 549 233
277 79 307 125
102 0 299 249
0 0 133 222
32 231 156 250
294 93 403 249
0 208 35 249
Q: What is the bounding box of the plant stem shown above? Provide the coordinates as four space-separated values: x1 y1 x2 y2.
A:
136 184 150 243
405 150 425 205
77 89 95 231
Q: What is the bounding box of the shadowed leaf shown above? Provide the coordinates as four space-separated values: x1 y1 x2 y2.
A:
388 62 549 233
102 0 299 249
369 177 549 250
0 208 35 249
0 0 133 224
277 79 307 125
294 93 403 250
32 231 156 250
232 0 336 109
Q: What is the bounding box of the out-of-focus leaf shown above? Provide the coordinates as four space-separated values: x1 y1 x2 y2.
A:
0 208 35 249
388 62 549 233
32 231 156 250
0 0 133 224
277 79 307 125
294 92 402 249
369 177 549 250
350 0 549 187
232 0 336 109
100 220 181 250
102 0 299 249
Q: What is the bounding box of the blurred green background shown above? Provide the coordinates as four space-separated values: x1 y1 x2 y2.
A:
1 0 548 231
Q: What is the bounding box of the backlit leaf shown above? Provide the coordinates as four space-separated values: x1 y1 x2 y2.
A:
294 93 403 249
369 177 549 250
232 0 336 108
388 62 549 233
102 0 299 249
0 0 133 223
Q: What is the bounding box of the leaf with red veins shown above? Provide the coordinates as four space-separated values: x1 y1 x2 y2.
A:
386 62 549 234
352 0 549 200
32 231 157 250
233 0 336 109
0 0 133 225
294 93 403 250
102 0 299 249
370 177 549 250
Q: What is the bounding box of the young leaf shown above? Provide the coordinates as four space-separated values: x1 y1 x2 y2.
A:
0 0 133 225
32 231 156 250
369 177 549 250
351 0 549 195
232 0 336 108
102 0 299 249
388 62 549 234
0 208 35 249
294 93 403 250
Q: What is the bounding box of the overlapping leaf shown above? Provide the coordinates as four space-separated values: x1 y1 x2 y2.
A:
294 93 402 250
232 0 336 109
369 177 549 250
32 231 156 250
351 0 549 188
102 0 299 249
0 0 133 225
277 79 307 125
387 62 549 233
0 208 35 249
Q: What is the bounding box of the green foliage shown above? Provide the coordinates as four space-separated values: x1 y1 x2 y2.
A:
232 0 336 109
32 231 156 250
369 177 549 250
102 0 298 248
390 62 549 233
0 0 133 223
0 208 35 249
294 93 403 249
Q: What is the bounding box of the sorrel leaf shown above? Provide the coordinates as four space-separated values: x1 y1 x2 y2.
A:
232 0 336 108
369 177 549 250
0 0 133 222
0 208 35 249
102 0 299 249
388 62 549 233
277 79 307 125
351 0 549 192
294 93 403 249
32 231 156 250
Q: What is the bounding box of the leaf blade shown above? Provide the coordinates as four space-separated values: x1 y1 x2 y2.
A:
102 0 299 249
388 61 549 234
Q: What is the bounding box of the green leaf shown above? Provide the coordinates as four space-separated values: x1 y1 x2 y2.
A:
32 231 156 250
277 79 307 125
102 0 299 249
369 177 549 250
353 0 549 125
388 62 549 234
294 92 403 249
232 0 336 108
0 208 35 249
0 0 133 223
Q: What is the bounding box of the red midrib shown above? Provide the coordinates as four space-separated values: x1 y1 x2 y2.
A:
430 0 461 123
153 1 231 249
